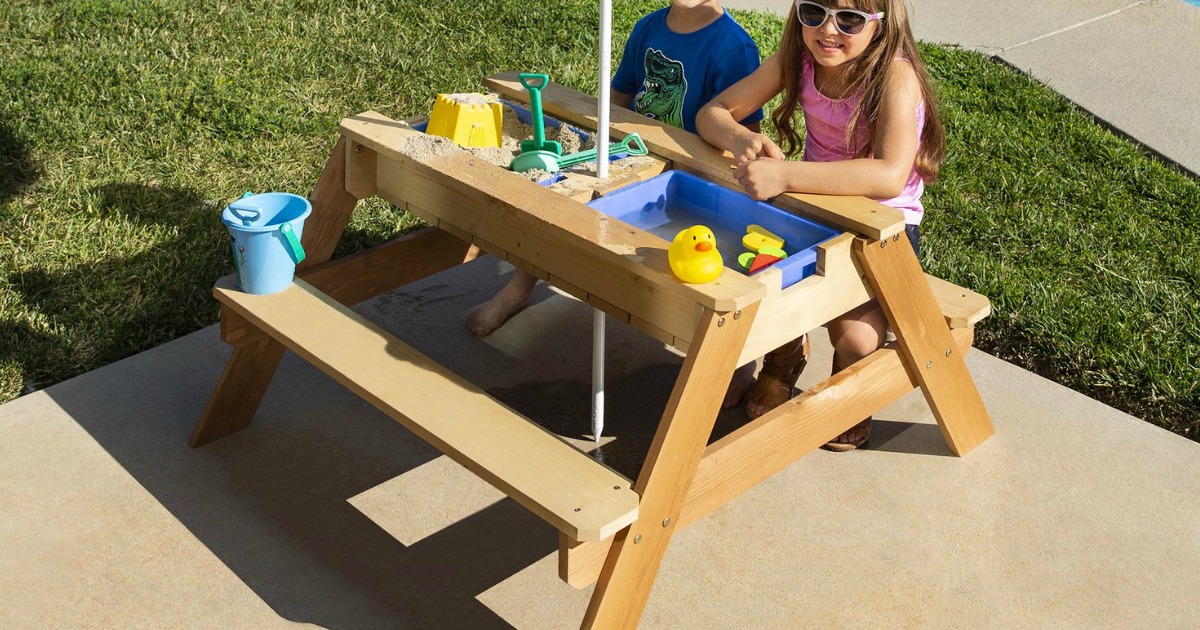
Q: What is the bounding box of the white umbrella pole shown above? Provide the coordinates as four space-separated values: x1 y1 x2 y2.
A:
592 0 612 445
597 0 611 179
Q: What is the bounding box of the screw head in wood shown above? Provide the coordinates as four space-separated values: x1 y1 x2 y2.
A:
718 317 726 327
926 360 934 369
945 348 953 357
354 143 363 153
662 517 671 527
634 534 642 544
733 310 741 320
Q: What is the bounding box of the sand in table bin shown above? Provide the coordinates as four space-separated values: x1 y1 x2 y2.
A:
398 97 652 182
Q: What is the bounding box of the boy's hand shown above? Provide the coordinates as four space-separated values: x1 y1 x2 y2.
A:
729 133 784 164
733 158 790 200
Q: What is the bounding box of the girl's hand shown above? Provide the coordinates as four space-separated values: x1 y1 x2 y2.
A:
733 158 791 200
729 133 785 164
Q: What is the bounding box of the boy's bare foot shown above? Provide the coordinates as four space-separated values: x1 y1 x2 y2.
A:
722 361 757 408
821 418 871 452
468 270 538 337
467 283 532 336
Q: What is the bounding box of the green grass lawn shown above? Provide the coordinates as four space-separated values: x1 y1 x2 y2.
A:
1 0 1197 440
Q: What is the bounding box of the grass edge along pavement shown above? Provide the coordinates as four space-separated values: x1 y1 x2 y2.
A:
0 0 1196 441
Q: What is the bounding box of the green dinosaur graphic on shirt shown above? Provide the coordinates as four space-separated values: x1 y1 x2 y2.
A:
634 48 686 129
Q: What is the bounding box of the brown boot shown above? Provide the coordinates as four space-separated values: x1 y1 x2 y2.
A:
746 335 809 419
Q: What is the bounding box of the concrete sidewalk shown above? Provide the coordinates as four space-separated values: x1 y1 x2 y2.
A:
3 2 1199 628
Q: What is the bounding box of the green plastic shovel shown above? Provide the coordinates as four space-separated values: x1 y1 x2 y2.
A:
556 133 649 169
511 132 649 174
517 73 561 156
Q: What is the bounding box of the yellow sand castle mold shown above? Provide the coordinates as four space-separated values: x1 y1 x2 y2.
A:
425 93 503 148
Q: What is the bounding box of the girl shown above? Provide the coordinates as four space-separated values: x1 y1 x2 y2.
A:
696 0 945 450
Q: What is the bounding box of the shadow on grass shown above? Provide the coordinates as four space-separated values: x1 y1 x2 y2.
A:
0 320 59 394
0 121 37 205
9 182 227 394
11 168 433 401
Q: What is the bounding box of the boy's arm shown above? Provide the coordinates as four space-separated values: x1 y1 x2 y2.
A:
611 90 633 109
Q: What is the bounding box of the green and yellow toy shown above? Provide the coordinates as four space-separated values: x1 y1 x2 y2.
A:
737 224 788 275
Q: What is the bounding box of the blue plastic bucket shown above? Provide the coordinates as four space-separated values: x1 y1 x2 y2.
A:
221 192 312 295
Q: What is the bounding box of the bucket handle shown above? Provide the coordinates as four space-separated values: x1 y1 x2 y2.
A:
227 202 261 225
279 223 306 265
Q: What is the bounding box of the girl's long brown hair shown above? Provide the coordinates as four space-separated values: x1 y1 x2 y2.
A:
771 0 946 182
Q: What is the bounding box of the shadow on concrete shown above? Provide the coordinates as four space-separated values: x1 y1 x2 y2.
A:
866 419 955 457
42 255 954 627
38 261 611 628
45 329 548 628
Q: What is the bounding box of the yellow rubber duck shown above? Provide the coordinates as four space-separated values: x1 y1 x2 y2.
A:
668 225 724 283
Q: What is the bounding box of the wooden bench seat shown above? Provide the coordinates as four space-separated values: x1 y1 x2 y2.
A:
211 275 639 542
925 273 990 329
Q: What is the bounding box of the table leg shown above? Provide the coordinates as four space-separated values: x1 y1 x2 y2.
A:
189 335 286 447
582 303 759 629
855 237 995 455
296 136 364 272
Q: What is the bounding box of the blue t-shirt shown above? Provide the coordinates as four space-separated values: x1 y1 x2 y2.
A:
612 8 763 134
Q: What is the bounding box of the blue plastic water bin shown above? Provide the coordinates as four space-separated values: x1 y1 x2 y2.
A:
586 170 840 289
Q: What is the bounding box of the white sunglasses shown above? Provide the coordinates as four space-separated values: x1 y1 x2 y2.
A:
794 1 884 35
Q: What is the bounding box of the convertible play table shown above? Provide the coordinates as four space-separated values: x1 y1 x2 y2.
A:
191 71 995 628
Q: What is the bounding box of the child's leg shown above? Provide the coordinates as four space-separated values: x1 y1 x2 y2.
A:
744 334 809 419
723 360 758 409
467 269 538 337
823 301 887 450
827 302 887 370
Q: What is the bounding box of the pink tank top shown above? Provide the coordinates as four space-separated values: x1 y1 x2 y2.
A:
800 54 927 225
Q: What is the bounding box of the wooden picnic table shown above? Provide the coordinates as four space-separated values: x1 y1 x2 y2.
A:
190 71 995 628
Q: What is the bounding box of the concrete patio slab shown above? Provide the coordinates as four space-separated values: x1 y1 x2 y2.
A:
996 1 1200 177
905 0 1146 53
3 258 1198 628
